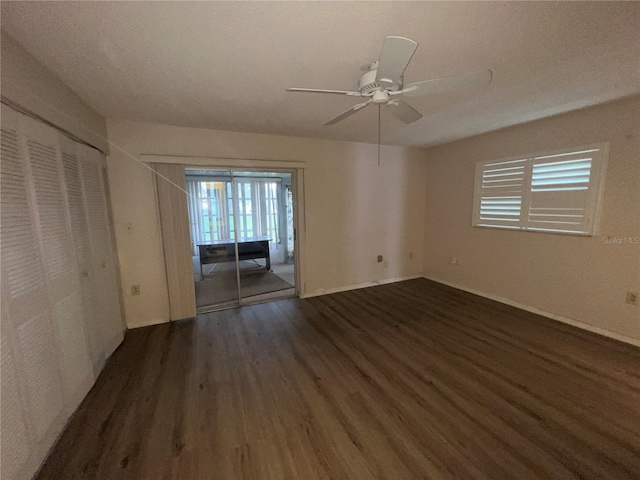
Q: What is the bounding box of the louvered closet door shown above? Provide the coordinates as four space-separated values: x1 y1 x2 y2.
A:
59 134 106 375
0 105 66 479
1 301 32 480
21 114 95 415
78 144 124 356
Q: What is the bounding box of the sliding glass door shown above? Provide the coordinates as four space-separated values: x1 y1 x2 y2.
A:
186 169 296 312
187 170 240 310
233 171 295 304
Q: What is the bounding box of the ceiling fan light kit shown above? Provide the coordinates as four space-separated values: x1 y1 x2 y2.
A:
371 90 390 105
287 35 492 126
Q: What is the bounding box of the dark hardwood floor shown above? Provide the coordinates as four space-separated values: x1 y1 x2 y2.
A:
36 279 640 479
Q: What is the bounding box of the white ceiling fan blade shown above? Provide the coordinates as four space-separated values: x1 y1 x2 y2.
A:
324 100 372 126
387 100 423 124
287 88 363 97
399 69 493 97
375 36 418 88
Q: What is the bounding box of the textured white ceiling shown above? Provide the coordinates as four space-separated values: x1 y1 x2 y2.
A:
2 1 639 147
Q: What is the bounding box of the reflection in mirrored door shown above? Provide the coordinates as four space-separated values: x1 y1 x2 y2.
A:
186 169 296 312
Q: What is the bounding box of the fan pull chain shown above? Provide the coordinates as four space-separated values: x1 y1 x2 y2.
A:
377 105 381 168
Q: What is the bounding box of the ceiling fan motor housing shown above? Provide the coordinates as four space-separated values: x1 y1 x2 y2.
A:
358 69 379 94
358 68 403 96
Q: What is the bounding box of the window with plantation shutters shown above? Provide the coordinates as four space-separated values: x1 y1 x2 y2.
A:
473 144 607 235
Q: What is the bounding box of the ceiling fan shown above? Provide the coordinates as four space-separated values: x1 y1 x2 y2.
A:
287 36 492 126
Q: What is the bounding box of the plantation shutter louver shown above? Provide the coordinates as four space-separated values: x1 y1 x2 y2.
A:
474 158 527 229
527 149 602 234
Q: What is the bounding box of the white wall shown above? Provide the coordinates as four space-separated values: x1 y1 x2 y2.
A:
106 120 427 328
1 31 109 153
423 97 640 344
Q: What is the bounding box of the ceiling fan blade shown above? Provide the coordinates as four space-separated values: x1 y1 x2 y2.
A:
399 69 493 97
324 100 372 126
387 100 423 124
375 36 418 88
287 88 363 97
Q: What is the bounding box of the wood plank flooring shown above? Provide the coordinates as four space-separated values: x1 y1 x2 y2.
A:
36 279 640 479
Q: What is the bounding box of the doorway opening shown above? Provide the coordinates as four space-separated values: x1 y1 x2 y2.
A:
185 169 296 311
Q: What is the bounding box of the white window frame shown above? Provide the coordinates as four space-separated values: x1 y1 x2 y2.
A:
472 142 608 236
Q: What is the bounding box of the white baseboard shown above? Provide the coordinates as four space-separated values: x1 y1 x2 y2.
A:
129 276 422 325
128 317 169 329
300 274 422 299
422 275 640 348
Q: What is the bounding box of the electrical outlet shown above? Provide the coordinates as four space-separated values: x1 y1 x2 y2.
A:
626 291 638 305
450 256 459 265
131 284 141 296
377 255 383 263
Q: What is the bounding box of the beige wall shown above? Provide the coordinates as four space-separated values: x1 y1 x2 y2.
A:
106 120 427 328
1 31 109 153
423 97 640 343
